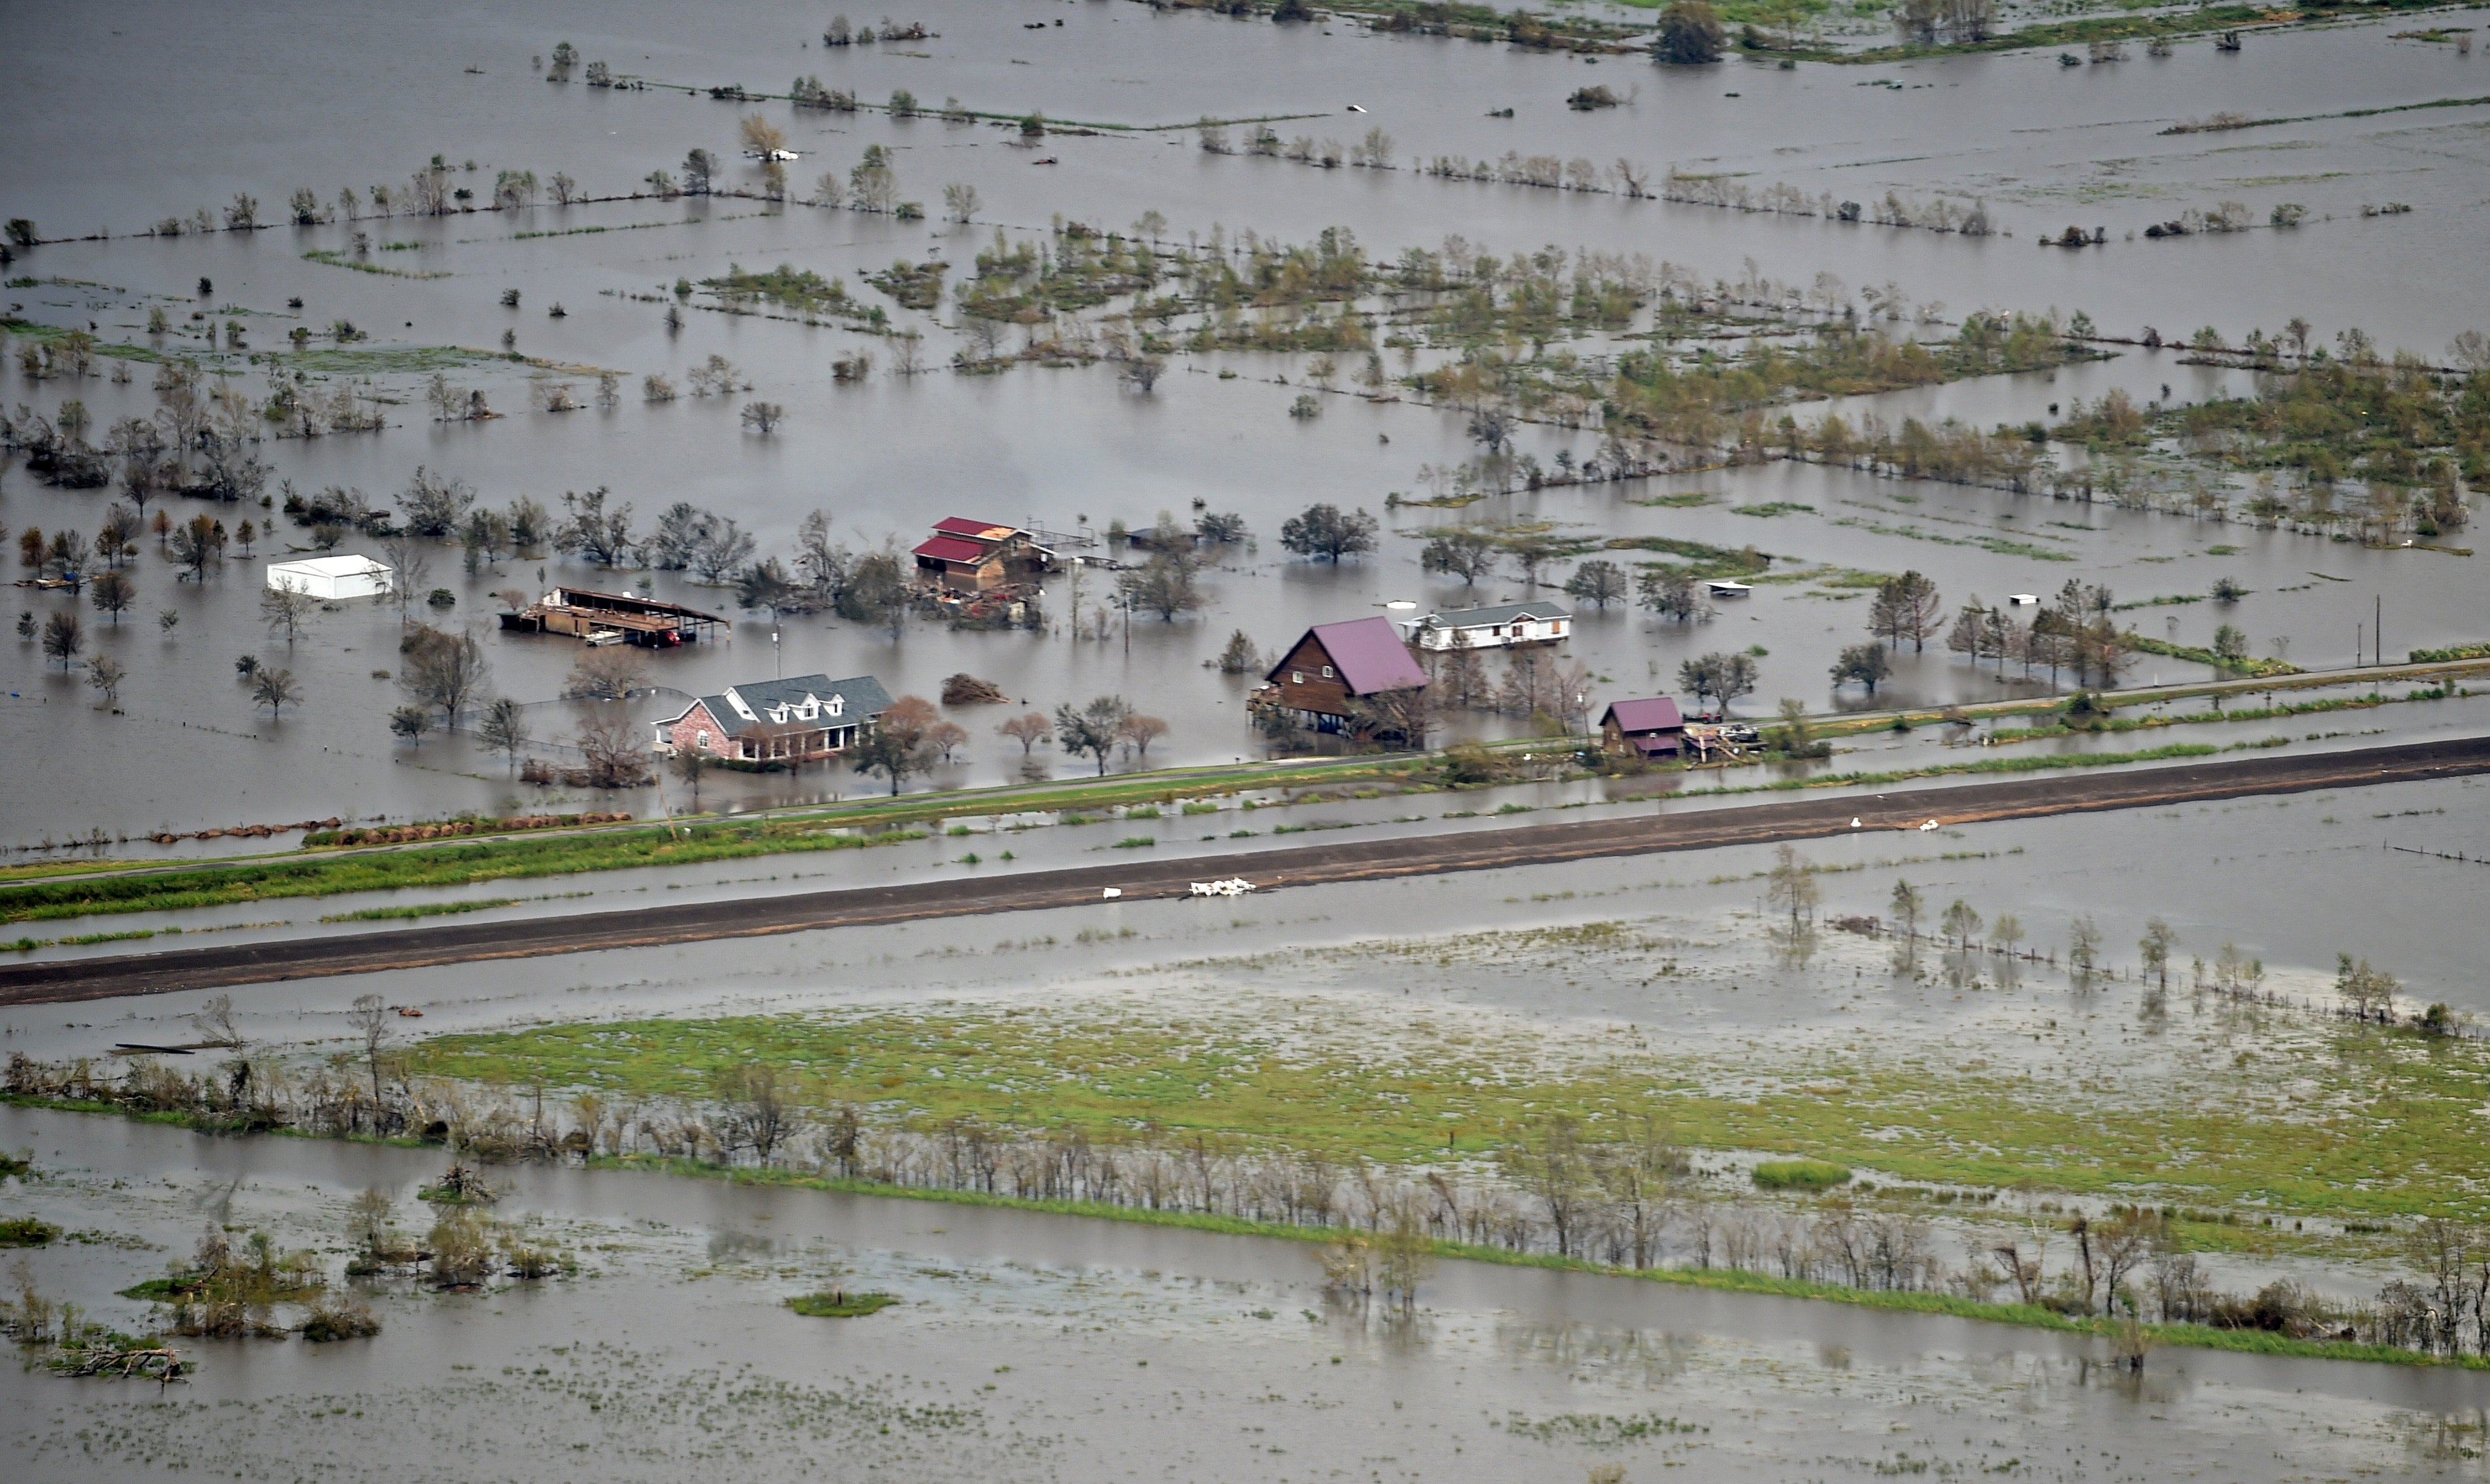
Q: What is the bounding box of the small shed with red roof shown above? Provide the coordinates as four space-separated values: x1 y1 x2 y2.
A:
1264 617 1428 732
1599 696 1687 757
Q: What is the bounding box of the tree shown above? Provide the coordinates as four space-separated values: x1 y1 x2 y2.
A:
839 550 909 639
399 624 488 727
89 568 135 625
684 148 716 196
476 697 530 768
1055 695 1134 775
1420 528 1500 585
1654 0 1726 63
1830 642 1890 694
1941 899 1983 952
999 712 1049 755
942 182 979 224
2067 914 2103 984
2335 953 2399 1021
1869 571 1941 651
557 487 639 567
672 746 710 808
1562 559 1627 609
87 655 125 709
169 513 224 581
1215 630 1258 674
399 465 475 538
2138 917 2176 989
739 400 784 434
1116 550 1203 621
1638 565 1707 623
1771 696 1827 758
572 712 650 786
851 696 938 795
379 536 433 625
41 609 82 669
252 666 302 720
712 1064 795 1164
737 558 799 620
1677 652 1758 712
1116 714 1169 759
350 993 390 1104
261 582 316 644
2211 623 2250 666
848 144 896 212
1764 844 1819 927
1277 503 1378 563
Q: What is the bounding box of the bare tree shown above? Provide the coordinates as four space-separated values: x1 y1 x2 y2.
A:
252 666 302 720
1054 695 1133 775
476 697 530 768
998 711 1049 755
261 582 316 644
41 609 83 670
349 993 389 1103
1116 714 1170 760
565 647 647 700
399 624 488 727
87 655 126 708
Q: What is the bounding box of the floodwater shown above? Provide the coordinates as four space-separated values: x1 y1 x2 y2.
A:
2 0 2486 845
4 7 2489 1469
7 1102 2490 1483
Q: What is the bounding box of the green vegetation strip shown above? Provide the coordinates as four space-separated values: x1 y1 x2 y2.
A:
0 825 924 925
301 250 449 280
319 897 519 924
405 998 2490 1224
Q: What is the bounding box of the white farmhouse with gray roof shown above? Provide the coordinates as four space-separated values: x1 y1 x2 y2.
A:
1400 601 1572 652
651 673 893 763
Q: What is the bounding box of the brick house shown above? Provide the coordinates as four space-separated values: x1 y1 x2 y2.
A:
1262 617 1428 733
651 673 892 764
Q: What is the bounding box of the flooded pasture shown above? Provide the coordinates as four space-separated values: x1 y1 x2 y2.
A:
7 1102 2490 1483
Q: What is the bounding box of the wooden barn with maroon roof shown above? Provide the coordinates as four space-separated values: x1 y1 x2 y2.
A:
1263 617 1429 733
911 517 1054 592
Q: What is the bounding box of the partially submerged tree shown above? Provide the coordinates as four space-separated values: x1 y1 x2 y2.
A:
1278 503 1378 563
1054 694 1134 775
252 666 302 720
399 625 488 728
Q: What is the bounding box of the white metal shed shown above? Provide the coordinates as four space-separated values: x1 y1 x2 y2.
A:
265 554 392 601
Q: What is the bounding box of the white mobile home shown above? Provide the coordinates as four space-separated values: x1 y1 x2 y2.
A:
265 555 392 601
1402 601 1572 652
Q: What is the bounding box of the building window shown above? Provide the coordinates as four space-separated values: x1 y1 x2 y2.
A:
1321 665 1334 679
695 730 709 750
1292 671 1304 684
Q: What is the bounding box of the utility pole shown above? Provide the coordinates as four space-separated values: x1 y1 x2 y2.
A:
2376 594 2382 667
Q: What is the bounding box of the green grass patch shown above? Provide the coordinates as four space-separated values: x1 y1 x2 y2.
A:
787 1289 898 1318
405 987 2490 1225
0 825 925 925
319 896 519 924
302 249 450 280
1111 836 1158 850
1751 1158 1852 1190
1732 502 1815 518
0 1215 62 1246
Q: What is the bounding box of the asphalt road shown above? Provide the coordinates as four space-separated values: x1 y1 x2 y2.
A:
3 735 2483 1008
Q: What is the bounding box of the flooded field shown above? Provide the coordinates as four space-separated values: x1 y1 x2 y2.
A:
3 0 2486 847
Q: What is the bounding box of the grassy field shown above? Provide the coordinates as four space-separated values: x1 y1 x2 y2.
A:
404 989 2490 1225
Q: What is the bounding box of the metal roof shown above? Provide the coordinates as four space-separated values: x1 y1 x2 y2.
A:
931 516 1022 541
1601 696 1685 733
1269 617 1428 695
1413 602 1572 628
912 535 991 565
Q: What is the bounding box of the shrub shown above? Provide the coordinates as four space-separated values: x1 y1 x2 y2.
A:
1751 1158 1853 1190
